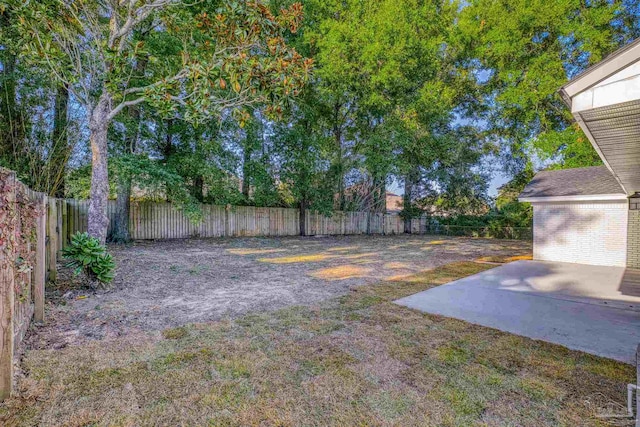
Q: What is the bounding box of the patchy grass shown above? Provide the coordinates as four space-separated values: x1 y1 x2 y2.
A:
1 262 633 426
257 253 335 263
310 265 373 280
162 326 189 340
53 236 530 334
476 254 533 263
226 248 287 256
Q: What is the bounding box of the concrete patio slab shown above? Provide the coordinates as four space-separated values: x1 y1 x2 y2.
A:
395 260 640 363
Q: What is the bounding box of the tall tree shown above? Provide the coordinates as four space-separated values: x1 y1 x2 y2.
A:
458 0 624 171
16 0 311 243
301 0 472 230
0 3 72 195
274 89 333 235
0 6 25 170
110 101 142 243
48 84 70 197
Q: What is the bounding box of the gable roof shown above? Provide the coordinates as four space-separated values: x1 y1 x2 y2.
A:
557 38 640 196
519 166 625 201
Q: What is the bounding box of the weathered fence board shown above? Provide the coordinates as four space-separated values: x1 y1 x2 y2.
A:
47 199 58 282
0 169 47 400
34 197 46 323
54 200 416 242
50 199 531 245
0 171 17 400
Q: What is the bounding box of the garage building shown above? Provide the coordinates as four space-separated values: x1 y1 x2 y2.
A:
520 37 640 269
519 166 627 266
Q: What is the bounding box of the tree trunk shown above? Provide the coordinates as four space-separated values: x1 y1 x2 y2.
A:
373 176 386 213
87 95 111 244
242 144 252 199
193 175 204 202
334 131 345 211
332 102 345 211
163 120 174 157
336 160 344 211
112 176 131 243
163 119 174 202
299 199 307 236
49 84 69 197
112 98 142 243
403 174 414 234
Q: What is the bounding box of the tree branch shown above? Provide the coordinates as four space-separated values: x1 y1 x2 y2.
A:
122 68 189 96
32 32 90 107
107 97 148 122
109 0 175 51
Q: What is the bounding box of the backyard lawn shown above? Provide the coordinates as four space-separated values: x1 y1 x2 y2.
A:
0 236 634 426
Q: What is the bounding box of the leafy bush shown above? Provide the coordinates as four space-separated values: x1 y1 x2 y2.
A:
62 232 115 285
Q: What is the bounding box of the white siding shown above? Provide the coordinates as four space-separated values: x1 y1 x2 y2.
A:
532 200 628 267
572 58 640 112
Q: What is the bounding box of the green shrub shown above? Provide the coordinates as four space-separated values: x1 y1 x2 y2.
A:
62 232 115 285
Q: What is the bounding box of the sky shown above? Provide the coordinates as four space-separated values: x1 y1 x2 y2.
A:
487 171 510 197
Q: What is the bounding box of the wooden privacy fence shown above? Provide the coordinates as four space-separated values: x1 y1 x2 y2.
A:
51 200 532 244
0 169 49 400
57 200 415 242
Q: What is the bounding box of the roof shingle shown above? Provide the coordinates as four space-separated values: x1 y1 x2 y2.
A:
519 166 625 199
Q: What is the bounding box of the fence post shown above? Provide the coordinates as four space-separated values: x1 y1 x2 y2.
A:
56 199 63 256
61 199 68 249
34 196 46 324
47 199 57 282
0 171 16 400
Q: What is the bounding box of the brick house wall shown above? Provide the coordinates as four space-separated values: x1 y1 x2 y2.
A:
627 208 640 268
532 200 628 267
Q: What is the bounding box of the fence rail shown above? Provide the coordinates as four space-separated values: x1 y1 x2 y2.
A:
53 200 532 245
58 201 411 243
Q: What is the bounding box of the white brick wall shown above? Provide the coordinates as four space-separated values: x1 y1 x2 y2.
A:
532 200 628 266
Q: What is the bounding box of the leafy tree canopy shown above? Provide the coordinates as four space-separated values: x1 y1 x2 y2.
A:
2 0 640 239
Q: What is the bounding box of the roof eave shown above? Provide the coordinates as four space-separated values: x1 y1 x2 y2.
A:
519 193 628 203
558 87 571 108
572 114 629 195
561 38 640 100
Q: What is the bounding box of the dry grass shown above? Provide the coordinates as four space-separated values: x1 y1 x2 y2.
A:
310 265 373 280
226 248 287 256
257 253 335 263
427 240 447 245
1 262 634 426
476 254 533 263
27 236 533 343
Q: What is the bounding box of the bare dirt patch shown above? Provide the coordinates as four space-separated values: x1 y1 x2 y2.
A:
29 235 530 349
